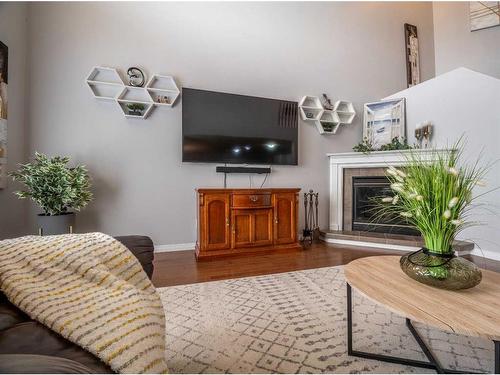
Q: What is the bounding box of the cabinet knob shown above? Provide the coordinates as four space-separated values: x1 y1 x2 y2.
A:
250 195 258 202
226 217 230 226
275 218 279 224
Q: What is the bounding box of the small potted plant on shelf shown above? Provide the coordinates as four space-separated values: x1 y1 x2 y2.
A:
377 141 492 290
10 152 93 235
126 103 146 116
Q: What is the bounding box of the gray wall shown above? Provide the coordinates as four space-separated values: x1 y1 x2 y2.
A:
23 2 436 246
433 1 500 78
0 3 28 239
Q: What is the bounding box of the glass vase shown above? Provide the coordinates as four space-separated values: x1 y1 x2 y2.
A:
400 248 482 290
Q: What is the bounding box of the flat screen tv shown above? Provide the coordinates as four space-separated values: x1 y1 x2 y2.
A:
182 88 298 165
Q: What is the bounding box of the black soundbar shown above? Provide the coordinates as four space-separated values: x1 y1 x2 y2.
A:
216 166 271 174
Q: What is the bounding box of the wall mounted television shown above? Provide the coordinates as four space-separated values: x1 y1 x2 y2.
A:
182 88 298 165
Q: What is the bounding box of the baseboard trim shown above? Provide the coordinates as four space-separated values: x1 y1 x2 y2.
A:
320 236 415 252
154 243 196 253
321 236 500 262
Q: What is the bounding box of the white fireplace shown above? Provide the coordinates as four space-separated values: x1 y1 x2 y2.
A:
327 149 445 231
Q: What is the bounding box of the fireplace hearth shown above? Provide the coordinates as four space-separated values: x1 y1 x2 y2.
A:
352 176 418 235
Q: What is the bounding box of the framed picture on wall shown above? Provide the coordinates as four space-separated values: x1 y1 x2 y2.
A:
0 41 7 119
0 40 8 189
470 1 500 31
404 23 420 88
363 98 406 150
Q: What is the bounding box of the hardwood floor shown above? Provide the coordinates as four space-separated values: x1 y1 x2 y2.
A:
152 241 500 287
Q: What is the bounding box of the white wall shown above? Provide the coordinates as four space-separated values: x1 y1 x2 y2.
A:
23 2 436 245
433 2 500 79
386 68 500 259
0 3 28 239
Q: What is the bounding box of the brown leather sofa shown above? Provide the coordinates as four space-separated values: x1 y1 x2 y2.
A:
0 235 155 374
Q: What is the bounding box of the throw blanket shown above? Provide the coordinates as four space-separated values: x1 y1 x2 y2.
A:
0 232 168 374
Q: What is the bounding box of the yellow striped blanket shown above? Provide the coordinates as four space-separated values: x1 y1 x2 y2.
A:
0 232 168 374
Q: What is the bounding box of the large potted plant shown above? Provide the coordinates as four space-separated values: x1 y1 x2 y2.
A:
378 143 490 290
10 152 93 235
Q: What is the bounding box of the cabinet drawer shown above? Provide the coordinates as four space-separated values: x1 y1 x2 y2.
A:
232 193 271 208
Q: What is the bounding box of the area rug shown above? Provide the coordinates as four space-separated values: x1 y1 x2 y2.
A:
158 266 493 373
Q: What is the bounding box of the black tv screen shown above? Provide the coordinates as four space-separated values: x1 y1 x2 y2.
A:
182 88 298 165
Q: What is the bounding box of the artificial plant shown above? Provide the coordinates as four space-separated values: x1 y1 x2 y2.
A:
378 142 489 253
10 152 93 216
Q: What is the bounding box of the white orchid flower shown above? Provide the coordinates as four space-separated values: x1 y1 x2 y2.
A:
443 210 451 219
381 197 393 203
400 212 413 218
451 219 463 225
416 195 424 201
392 195 399 205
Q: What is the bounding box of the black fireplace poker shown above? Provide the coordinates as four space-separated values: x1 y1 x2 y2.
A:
302 190 319 246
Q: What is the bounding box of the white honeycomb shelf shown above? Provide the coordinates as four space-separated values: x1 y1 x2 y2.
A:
85 66 180 119
299 96 356 135
299 96 324 121
315 110 341 135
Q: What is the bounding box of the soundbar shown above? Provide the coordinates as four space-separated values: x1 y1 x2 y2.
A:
216 166 271 174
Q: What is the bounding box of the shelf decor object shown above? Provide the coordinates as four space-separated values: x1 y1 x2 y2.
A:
85 66 180 119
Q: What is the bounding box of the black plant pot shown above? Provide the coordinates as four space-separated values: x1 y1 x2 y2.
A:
37 212 75 236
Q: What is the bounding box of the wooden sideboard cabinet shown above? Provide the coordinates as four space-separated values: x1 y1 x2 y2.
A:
196 188 301 259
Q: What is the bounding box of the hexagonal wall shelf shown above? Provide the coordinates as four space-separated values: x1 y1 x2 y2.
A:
315 110 341 135
299 95 355 135
86 67 124 100
117 86 154 119
333 100 356 124
85 66 180 119
298 96 324 121
146 75 180 107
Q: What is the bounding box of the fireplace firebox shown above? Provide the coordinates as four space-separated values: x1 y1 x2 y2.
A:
352 176 418 235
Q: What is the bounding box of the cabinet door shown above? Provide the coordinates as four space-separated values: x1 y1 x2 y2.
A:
201 193 231 251
273 193 297 245
232 209 253 248
253 208 273 247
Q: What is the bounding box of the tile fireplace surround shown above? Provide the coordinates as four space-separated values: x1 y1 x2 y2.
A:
322 149 476 253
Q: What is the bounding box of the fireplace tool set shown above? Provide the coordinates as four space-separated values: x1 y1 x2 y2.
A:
302 190 319 246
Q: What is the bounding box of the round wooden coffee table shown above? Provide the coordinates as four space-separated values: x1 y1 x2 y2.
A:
344 256 500 374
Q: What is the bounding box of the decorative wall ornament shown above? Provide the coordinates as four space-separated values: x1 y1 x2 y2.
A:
415 120 433 148
470 1 500 31
0 40 8 189
404 23 420 88
85 66 180 119
363 98 406 150
127 67 146 87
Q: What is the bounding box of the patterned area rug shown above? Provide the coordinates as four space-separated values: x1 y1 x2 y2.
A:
158 266 494 373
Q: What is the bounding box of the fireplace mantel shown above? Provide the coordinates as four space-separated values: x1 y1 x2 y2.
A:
328 149 448 230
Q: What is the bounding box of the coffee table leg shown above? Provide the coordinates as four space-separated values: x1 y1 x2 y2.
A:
346 282 486 373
